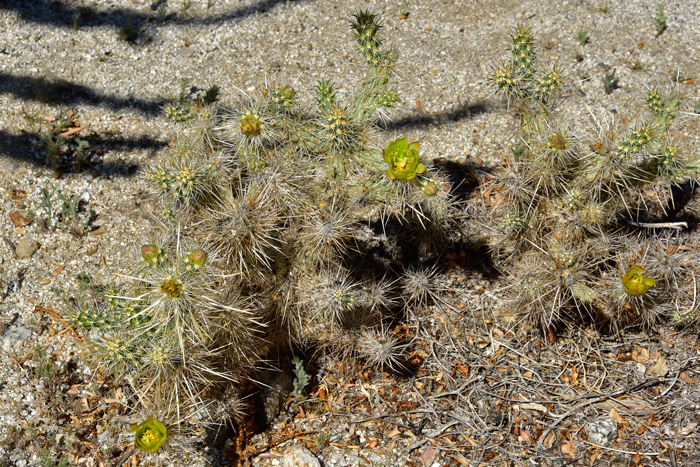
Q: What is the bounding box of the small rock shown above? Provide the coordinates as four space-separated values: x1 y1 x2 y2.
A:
10 162 19 170
6 279 21 293
1 326 32 352
177 46 194 57
268 60 282 72
282 446 320 467
80 191 91 203
15 237 40 259
585 418 618 447
85 174 94 182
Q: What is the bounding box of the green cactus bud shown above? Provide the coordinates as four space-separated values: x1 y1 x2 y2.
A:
187 249 207 268
621 265 655 296
130 418 167 453
647 89 663 115
271 84 296 112
141 245 162 263
239 111 262 137
316 79 337 112
160 278 183 298
383 137 426 181
421 180 439 197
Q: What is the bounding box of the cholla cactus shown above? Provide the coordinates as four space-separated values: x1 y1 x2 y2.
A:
485 26 699 334
69 9 459 441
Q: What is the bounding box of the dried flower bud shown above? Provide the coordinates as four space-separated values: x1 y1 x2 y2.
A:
547 132 568 152
160 278 183 298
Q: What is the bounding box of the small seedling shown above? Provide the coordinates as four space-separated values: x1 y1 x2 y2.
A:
399 5 410 19
576 68 590 81
72 3 95 31
74 138 90 173
577 30 589 46
655 4 666 36
694 103 700 114
164 78 220 122
151 0 169 19
29 181 87 233
119 18 148 42
75 271 95 293
181 0 191 13
602 67 619 94
57 190 86 236
292 357 309 396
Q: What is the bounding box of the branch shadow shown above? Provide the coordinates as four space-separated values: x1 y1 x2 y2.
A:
0 129 166 178
381 100 490 132
1 72 163 116
1 0 308 30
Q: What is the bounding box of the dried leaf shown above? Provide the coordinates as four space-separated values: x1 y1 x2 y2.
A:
680 372 695 384
452 455 469 466
648 355 668 377
52 265 65 276
543 431 556 447
609 408 624 424
387 427 401 437
520 428 533 445
10 211 33 227
680 422 698 436
546 327 557 344
59 125 86 138
571 366 579 387
632 347 651 364
11 190 26 200
416 99 423 113
560 443 576 455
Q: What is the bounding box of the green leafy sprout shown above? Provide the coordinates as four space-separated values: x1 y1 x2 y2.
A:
655 4 666 36
577 30 589 46
602 67 619 94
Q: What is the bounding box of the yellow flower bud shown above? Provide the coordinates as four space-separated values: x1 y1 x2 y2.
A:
621 265 655 296
130 418 167 453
